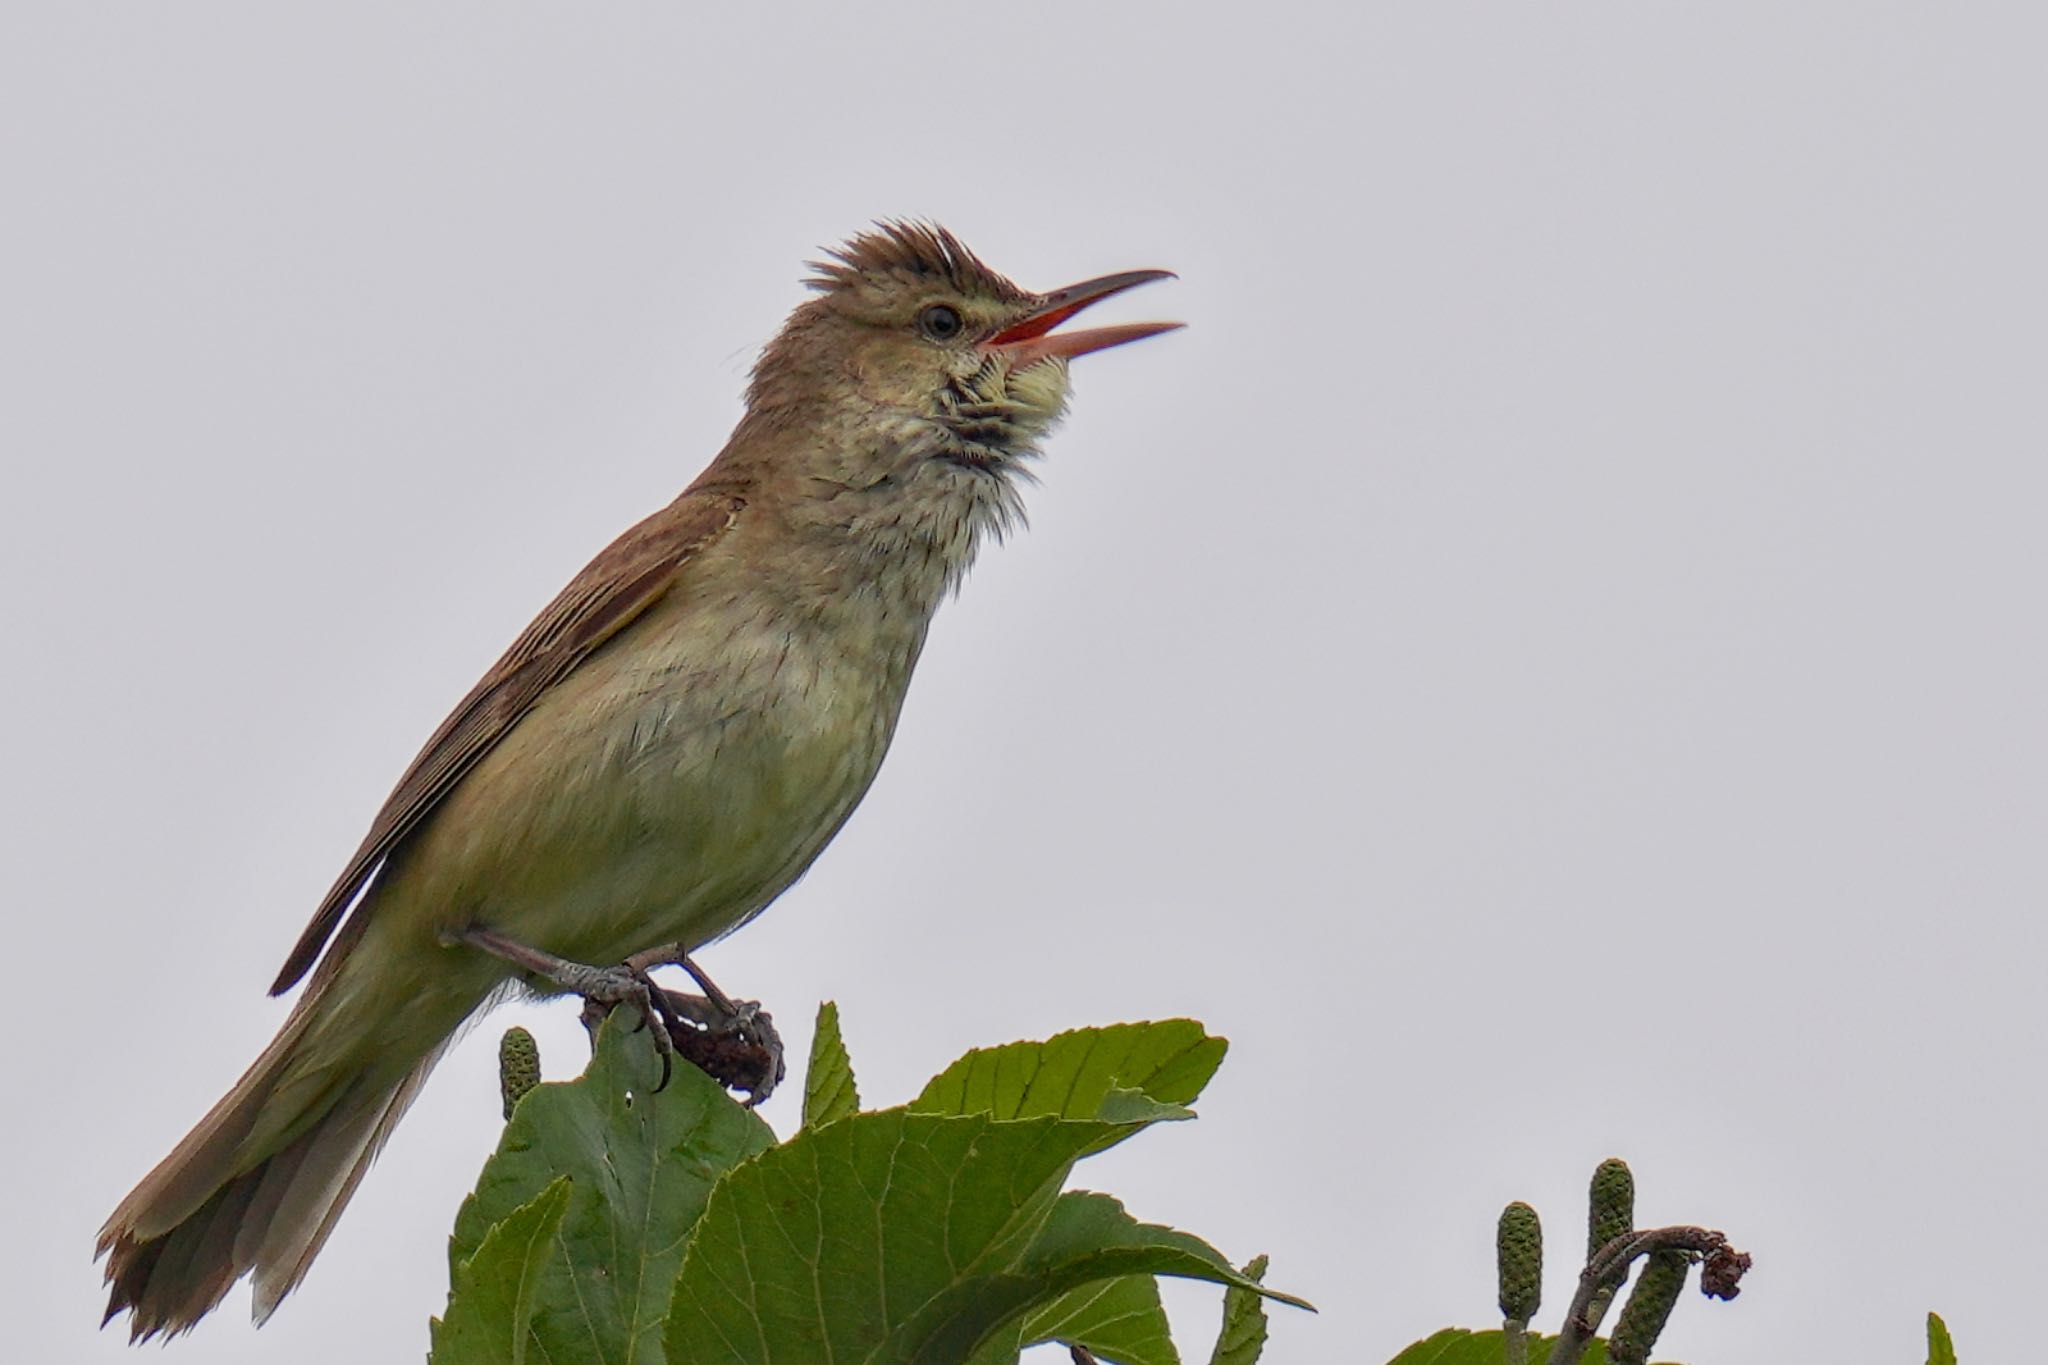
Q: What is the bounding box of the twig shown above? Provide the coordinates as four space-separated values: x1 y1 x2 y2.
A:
1503 1318 1528 1365
1548 1226 1751 1365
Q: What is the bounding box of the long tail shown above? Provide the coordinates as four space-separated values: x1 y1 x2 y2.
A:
97 978 455 1340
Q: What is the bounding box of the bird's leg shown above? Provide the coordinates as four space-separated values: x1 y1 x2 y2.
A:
451 927 782 1103
620 943 786 1106
452 925 677 1091
622 942 741 1012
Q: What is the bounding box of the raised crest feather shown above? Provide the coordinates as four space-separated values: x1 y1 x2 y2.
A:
806 220 1029 302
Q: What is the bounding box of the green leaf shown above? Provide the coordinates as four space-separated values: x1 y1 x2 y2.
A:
429 1177 571 1365
1208 1254 1271 1365
911 1020 1227 1121
1928 1312 1957 1365
802 998 860 1129
1382 1328 1622 1365
1093 1085 1197 1127
960 1325 1025 1365
895 1191 1308 1361
448 1011 776 1365
663 1104 1298 1363
664 1109 1104 1362
1385 1328 1484 1365
1035 1274 1182 1365
963 1274 1179 1365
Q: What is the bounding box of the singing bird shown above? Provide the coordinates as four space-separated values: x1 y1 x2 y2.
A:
98 223 1179 1339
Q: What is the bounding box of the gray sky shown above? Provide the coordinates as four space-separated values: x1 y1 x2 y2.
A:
6 4 2043 1361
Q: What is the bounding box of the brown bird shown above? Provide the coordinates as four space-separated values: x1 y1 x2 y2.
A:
97 223 1179 1339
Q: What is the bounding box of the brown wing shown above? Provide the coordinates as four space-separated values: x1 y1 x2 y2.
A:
268 489 747 996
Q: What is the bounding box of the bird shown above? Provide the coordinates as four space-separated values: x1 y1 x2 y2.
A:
97 222 1180 1340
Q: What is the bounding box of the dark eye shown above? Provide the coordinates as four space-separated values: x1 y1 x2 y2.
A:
917 303 964 342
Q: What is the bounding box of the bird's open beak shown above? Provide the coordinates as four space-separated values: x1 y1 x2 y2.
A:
985 269 1182 367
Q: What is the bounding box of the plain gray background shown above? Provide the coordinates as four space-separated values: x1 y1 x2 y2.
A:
5 4 2042 1361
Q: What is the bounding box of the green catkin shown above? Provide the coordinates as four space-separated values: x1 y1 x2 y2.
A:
1608 1249 1689 1364
499 1027 541 1121
1496 1201 1543 1321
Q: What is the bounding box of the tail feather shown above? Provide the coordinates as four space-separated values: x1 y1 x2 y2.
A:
101 1158 268 1339
98 989 454 1341
252 1041 448 1323
101 1006 312 1252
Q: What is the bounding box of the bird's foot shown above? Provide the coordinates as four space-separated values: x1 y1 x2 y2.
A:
622 944 785 1106
454 925 677 1090
451 926 782 1104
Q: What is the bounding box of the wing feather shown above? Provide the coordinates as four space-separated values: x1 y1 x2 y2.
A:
267 490 746 996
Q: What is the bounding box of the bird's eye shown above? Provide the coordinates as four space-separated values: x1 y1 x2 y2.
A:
917 304 964 342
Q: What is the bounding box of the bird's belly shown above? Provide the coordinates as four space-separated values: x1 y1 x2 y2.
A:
380 607 909 973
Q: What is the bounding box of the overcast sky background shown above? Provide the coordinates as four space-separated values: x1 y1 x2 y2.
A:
5 4 2043 1362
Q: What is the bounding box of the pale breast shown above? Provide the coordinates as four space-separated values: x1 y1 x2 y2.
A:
383 576 922 969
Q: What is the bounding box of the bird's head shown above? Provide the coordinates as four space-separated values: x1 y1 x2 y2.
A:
746 222 1179 475
723 223 1177 612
